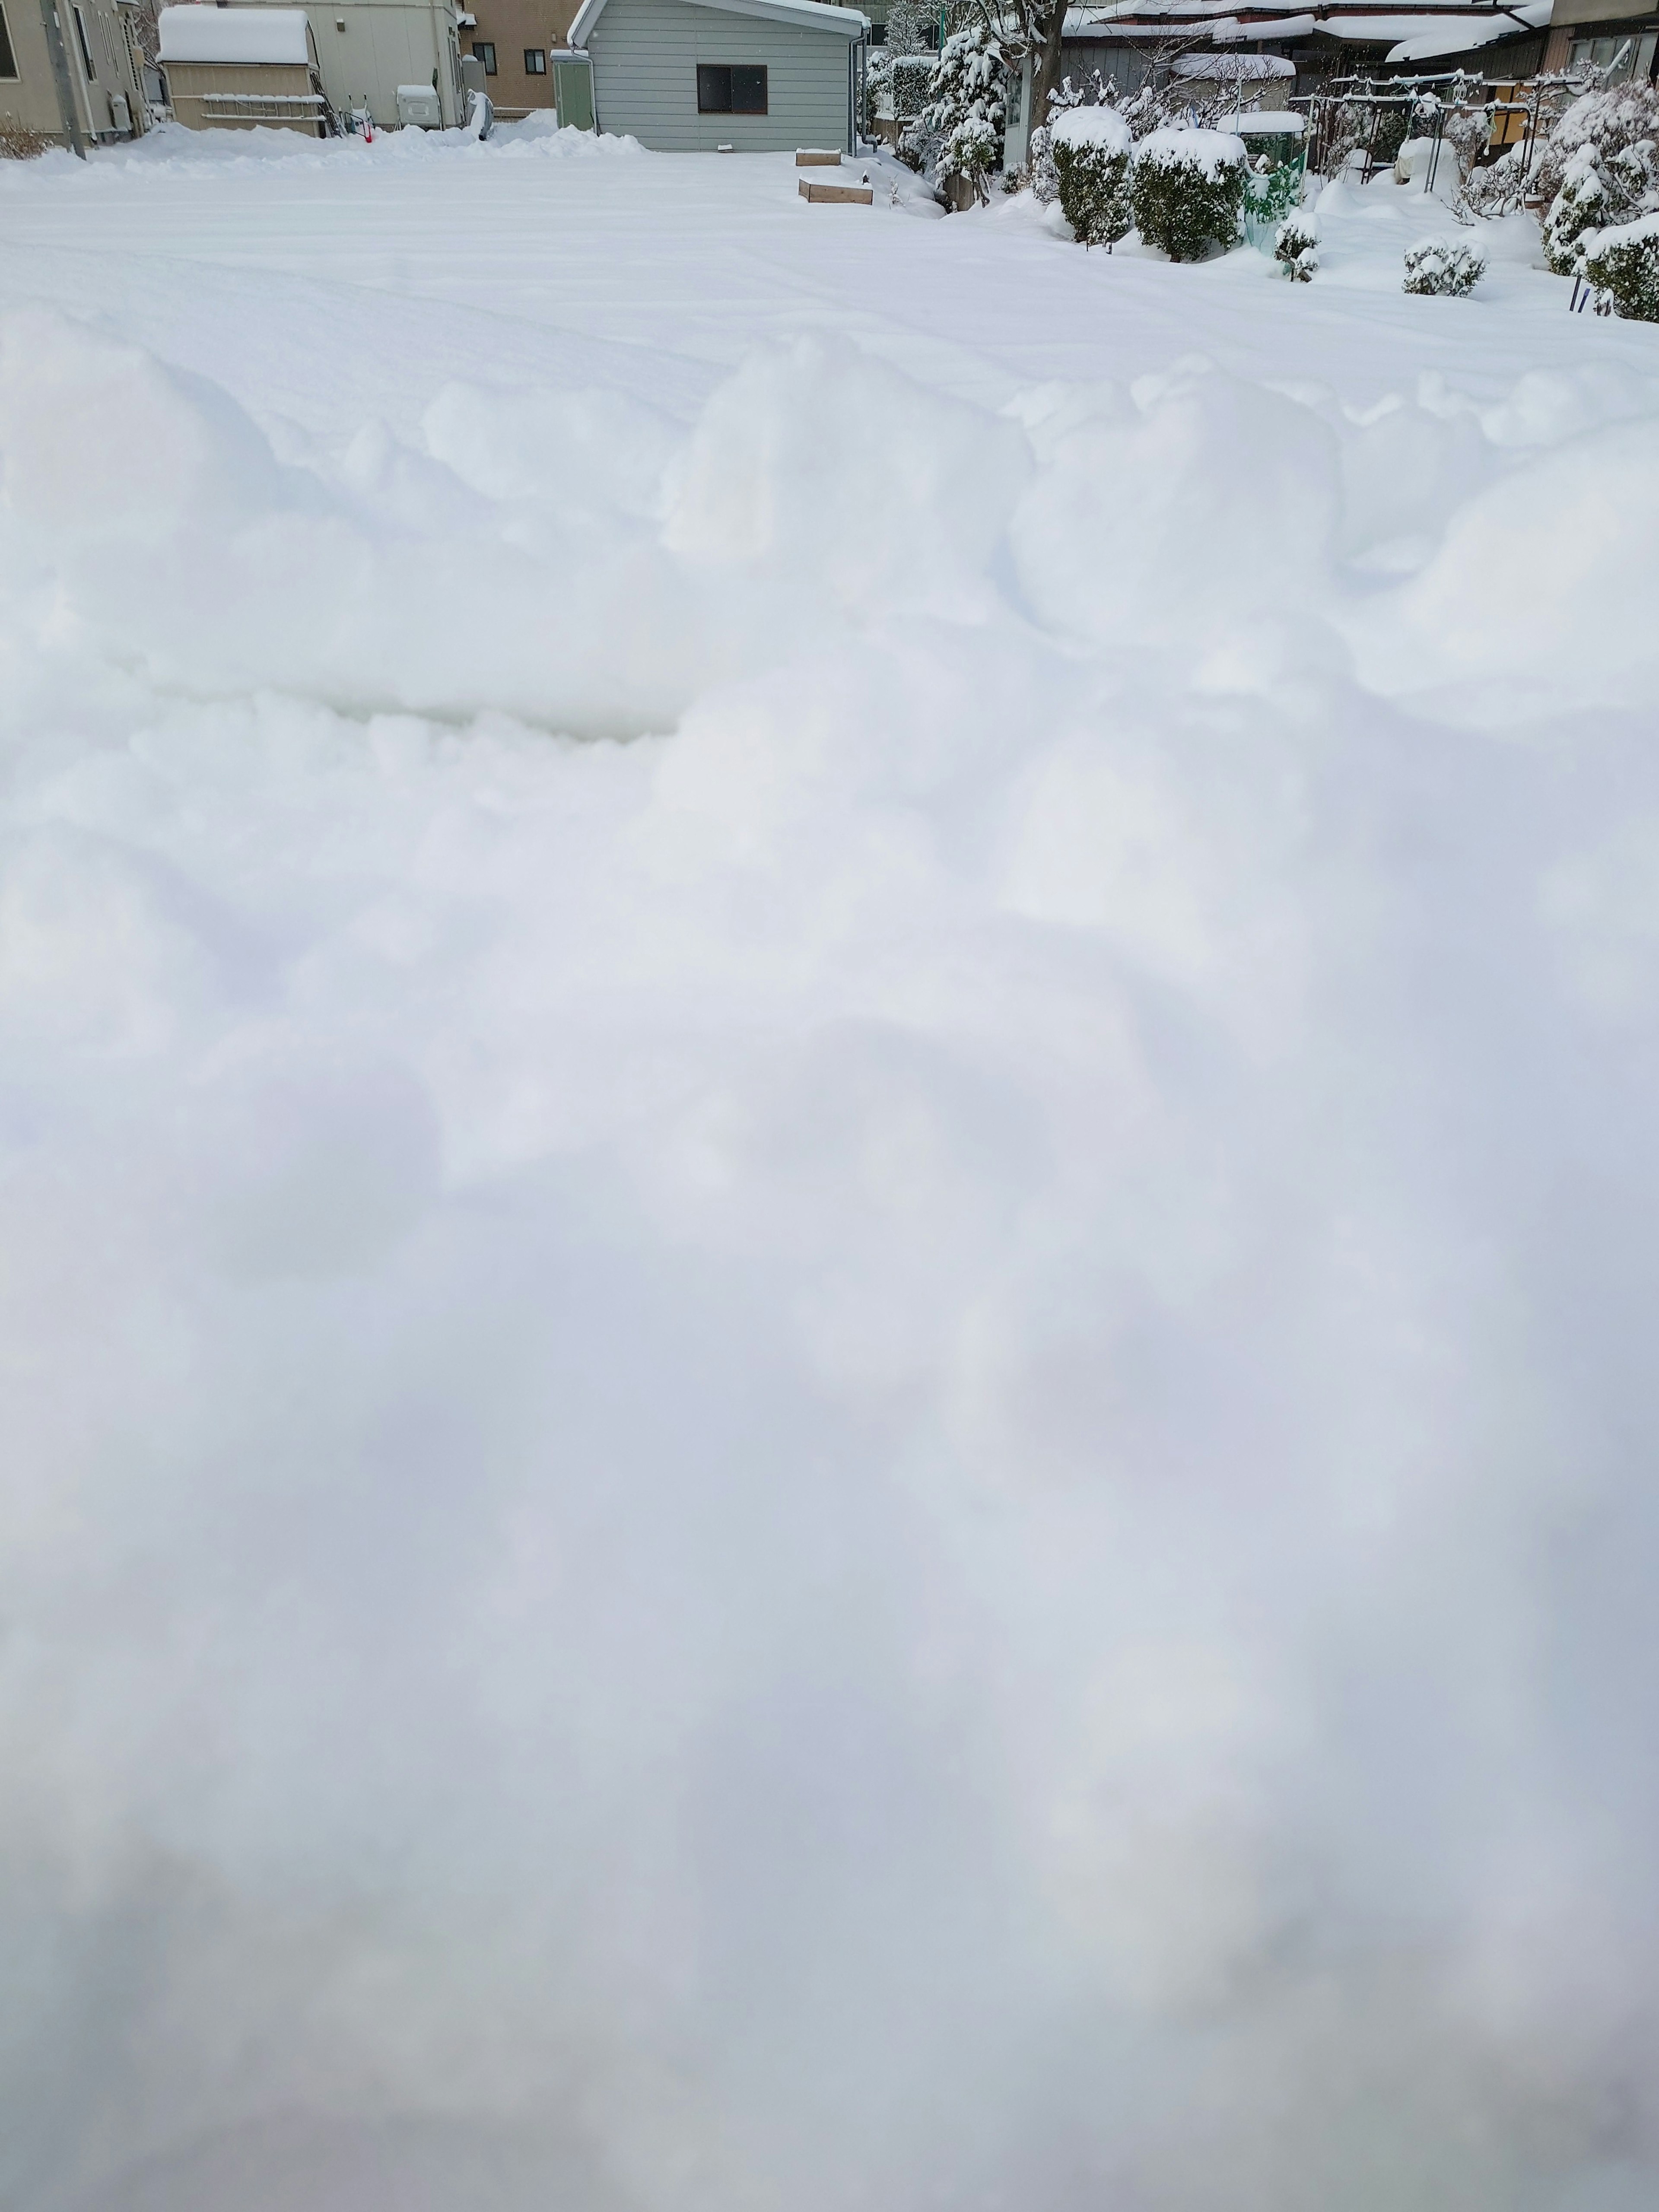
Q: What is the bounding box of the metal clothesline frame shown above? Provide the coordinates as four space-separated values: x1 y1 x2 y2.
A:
1294 67 1583 193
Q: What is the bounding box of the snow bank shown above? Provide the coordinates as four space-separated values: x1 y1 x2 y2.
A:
4 149 1659 2212
1051 103 1131 155
1137 124 1248 176
19 112 646 181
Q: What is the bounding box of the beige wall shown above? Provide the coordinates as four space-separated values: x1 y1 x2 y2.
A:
0 0 143 144
464 0 573 112
166 57 324 130
227 1 466 131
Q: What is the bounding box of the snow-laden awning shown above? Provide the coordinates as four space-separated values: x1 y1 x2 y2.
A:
1386 0 1548 61
1173 49 1295 74
158 5 311 63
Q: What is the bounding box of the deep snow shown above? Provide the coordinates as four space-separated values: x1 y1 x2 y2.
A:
3 118 1659 2212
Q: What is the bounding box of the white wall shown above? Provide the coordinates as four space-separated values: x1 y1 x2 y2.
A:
232 0 464 127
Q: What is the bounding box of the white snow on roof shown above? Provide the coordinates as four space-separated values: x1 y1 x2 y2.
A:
1080 0 1548 26
1173 49 1295 74
158 5 310 64
570 0 867 44
1387 0 1547 59
1233 108 1304 129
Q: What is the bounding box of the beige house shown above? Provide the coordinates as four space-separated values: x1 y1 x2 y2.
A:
159 4 328 132
0 0 145 149
458 0 574 119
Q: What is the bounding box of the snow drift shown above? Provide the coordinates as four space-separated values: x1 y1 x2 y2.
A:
2 148 1659 2212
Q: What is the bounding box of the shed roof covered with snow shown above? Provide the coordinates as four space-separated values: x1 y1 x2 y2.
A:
158 6 312 64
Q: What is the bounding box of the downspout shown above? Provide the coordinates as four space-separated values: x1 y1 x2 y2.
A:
39 0 86 153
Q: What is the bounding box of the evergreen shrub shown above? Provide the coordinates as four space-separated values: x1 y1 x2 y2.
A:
1402 236 1486 296
1582 212 1659 319
1545 145 1613 273
890 55 933 122
1274 211 1318 280
1051 104 1132 245
1130 128 1247 261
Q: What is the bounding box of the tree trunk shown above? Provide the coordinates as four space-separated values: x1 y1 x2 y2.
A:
1030 4 1067 134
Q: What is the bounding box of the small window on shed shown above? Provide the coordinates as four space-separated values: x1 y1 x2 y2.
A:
696 63 766 113
524 44 546 70
473 38 496 72
0 1 17 78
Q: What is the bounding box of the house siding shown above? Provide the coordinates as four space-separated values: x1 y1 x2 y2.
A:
589 0 854 152
1 0 143 143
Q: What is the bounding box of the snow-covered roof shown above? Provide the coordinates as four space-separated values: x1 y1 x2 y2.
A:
1386 0 1547 59
1233 107 1303 128
1173 48 1294 73
1073 0 1551 31
157 5 311 63
569 0 868 45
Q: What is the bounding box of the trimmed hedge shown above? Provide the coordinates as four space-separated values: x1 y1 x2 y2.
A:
1583 214 1659 319
1130 128 1247 262
1051 107 1133 248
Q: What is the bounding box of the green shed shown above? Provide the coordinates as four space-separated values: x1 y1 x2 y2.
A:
566 0 868 153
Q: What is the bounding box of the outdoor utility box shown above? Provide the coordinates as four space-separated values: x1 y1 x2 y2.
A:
396 82 441 127
551 48 594 130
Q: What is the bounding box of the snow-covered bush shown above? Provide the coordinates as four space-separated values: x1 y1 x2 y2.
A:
1443 104 1496 183
1028 71 1096 201
1581 210 1659 318
1051 102 1132 246
922 22 1007 198
1243 151 1302 240
890 54 934 124
1274 211 1318 280
883 0 932 54
1131 127 1247 262
1532 79 1659 216
1316 95 1410 179
1402 235 1486 296
1459 143 1527 219
860 47 889 139
1544 145 1614 271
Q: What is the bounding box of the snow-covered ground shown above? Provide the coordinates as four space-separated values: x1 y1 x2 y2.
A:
4 119 1659 2212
